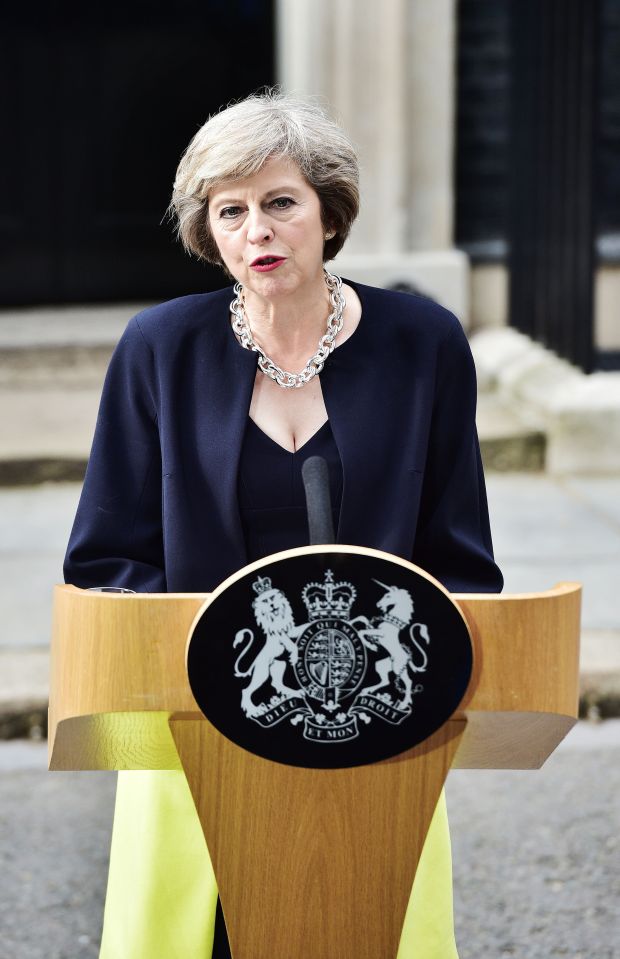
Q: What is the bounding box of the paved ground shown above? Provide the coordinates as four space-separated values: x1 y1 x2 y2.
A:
0 721 618 958
449 720 620 959
0 742 114 959
487 474 620 631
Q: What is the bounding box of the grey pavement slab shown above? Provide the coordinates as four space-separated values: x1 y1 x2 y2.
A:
486 475 620 561
0 651 49 711
0 486 82 551
486 474 620 631
0 485 81 649
493 561 617 630
579 630 620 673
0 739 49 771
564 476 620 528
0 555 71 649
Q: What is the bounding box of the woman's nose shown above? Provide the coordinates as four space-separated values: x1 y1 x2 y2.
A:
246 208 274 244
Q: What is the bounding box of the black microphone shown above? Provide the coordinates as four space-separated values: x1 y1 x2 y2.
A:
301 455 335 545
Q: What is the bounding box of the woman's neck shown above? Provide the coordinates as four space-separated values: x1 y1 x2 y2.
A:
241 275 332 368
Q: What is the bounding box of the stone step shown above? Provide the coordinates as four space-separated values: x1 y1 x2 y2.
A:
0 387 99 485
0 386 546 484
471 326 620 474
0 339 548 485
476 392 546 472
4 308 620 476
0 308 129 485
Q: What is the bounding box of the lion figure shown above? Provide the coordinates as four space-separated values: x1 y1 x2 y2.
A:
234 585 302 717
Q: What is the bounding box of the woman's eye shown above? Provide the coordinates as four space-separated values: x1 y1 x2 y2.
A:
220 206 242 219
270 197 294 210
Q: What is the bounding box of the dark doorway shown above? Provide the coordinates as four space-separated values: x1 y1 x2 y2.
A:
508 0 597 373
456 0 620 373
0 1 275 305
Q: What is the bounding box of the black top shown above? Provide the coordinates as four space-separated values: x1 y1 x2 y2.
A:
238 418 343 561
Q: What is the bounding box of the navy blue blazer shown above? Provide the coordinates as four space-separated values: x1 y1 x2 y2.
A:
64 280 503 595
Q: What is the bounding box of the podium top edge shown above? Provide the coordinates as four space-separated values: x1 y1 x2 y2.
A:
453 582 582 601
54 581 582 602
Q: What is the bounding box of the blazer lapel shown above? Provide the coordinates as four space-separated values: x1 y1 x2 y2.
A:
321 280 420 558
196 304 258 578
320 295 391 549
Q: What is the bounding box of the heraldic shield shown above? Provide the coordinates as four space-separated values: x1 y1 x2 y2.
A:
187 545 474 769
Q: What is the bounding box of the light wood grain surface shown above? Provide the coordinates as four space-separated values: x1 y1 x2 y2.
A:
171 717 465 959
50 556 580 771
49 548 581 959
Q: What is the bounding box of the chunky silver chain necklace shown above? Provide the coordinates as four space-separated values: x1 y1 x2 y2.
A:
229 269 346 389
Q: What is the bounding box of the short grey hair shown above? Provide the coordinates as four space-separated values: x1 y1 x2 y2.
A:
170 90 360 265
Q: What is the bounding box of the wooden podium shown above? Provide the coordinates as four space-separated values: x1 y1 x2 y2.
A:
49 552 581 959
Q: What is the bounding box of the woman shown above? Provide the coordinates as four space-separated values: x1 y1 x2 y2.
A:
65 90 502 958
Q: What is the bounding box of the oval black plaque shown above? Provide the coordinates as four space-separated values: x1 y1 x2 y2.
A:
187 548 473 769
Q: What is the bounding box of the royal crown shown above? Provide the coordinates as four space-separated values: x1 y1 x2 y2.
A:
302 569 356 621
252 575 273 595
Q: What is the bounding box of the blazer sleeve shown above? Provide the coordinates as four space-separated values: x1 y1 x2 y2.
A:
63 316 166 592
412 320 503 594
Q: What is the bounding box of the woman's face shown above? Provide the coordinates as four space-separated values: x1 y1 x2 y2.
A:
208 156 328 301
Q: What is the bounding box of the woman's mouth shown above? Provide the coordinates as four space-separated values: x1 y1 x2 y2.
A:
250 256 287 272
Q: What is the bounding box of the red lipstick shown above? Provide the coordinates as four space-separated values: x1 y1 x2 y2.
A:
250 256 287 272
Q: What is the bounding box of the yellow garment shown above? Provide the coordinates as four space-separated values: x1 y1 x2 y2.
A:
100 770 458 959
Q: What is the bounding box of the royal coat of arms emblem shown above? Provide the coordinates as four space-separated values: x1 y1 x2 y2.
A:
233 570 431 743
187 548 473 768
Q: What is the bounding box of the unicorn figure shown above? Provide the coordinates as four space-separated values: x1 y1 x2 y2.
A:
350 581 430 709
